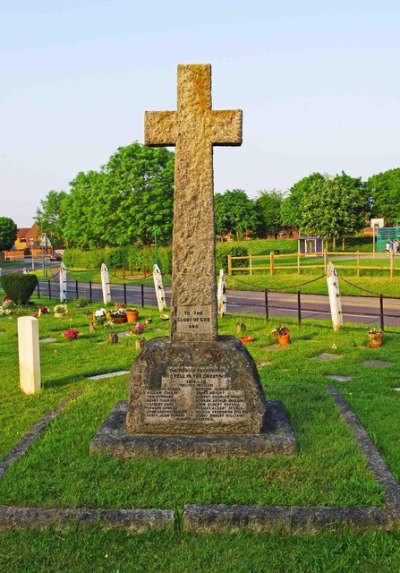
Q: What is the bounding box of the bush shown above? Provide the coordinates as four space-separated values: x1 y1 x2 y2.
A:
215 244 249 272
0 273 38 305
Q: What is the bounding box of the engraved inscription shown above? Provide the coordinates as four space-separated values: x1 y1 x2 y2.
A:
175 306 212 336
145 365 248 424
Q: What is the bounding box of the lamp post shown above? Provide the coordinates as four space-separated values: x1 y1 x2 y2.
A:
29 238 34 271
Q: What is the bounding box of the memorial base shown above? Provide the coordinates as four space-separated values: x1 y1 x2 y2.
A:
90 400 297 459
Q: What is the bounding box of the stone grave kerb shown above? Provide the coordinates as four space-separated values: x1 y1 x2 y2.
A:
145 64 242 342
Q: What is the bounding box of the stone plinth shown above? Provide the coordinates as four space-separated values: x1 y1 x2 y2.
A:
90 400 297 459
126 336 265 436
18 316 41 395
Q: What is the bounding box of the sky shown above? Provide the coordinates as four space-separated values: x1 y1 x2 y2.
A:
1 0 400 226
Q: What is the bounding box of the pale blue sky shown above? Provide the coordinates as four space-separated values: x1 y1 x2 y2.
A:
1 1 399 225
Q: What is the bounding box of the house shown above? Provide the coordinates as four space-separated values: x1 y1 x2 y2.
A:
3 223 51 261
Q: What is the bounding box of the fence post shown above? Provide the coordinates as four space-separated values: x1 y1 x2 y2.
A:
123 283 127 306
47 280 51 300
249 256 253 276
122 267 126 280
297 253 300 275
390 250 394 278
270 252 275 276
323 249 328 274
264 289 269 320
297 290 302 326
89 281 92 303
357 251 360 278
37 282 40 299
227 255 232 276
380 294 384 331
141 284 144 308
75 280 79 299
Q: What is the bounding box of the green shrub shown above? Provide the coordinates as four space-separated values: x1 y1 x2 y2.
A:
0 273 38 305
215 244 249 272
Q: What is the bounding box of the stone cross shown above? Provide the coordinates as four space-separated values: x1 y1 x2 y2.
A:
145 64 242 342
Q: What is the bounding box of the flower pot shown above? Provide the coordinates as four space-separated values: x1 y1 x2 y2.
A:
278 334 291 346
369 339 382 348
112 316 127 324
54 312 64 318
240 335 255 344
126 310 139 323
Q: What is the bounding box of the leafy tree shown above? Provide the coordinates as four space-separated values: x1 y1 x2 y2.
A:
281 173 324 229
0 217 18 251
255 190 283 238
299 173 368 246
366 168 400 224
55 142 174 249
35 190 68 245
214 189 258 241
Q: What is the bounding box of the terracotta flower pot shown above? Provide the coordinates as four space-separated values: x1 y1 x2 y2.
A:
240 336 255 344
112 316 127 324
278 334 291 346
369 338 382 348
126 310 139 323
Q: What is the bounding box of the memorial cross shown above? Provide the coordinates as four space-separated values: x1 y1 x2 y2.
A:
145 64 242 342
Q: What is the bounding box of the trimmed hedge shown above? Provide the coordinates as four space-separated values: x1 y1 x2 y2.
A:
63 243 247 275
0 273 38 305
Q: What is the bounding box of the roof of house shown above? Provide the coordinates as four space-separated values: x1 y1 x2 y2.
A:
17 224 39 241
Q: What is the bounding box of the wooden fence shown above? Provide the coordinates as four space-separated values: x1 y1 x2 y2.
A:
227 251 399 278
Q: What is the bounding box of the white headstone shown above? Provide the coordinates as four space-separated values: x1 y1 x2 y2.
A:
217 269 227 317
153 264 167 312
59 262 67 302
100 263 111 304
18 316 41 394
326 262 343 332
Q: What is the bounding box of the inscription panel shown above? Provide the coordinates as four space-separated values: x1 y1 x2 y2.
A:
175 306 212 336
145 365 248 424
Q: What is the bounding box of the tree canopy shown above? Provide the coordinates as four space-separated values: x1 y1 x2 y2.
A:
0 217 18 251
299 173 368 241
366 168 400 224
281 173 324 229
255 190 283 238
39 143 175 249
214 189 259 240
35 190 68 245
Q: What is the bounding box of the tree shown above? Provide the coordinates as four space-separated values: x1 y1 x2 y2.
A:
365 168 400 224
35 190 68 245
0 217 18 251
52 142 175 249
255 190 283 238
281 173 324 229
214 189 258 241
299 173 368 247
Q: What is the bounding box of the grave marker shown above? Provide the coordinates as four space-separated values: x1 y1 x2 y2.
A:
153 264 167 312
100 263 111 305
217 269 227 317
59 262 67 302
18 316 41 394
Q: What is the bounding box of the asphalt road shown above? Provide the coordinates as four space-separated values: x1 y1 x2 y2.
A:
38 278 400 328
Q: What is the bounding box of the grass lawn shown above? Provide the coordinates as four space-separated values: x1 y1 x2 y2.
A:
1 299 400 571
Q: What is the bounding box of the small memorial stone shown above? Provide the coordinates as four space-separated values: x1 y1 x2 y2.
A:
313 353 342 362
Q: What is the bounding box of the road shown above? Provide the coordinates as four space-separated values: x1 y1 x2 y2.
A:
36 278 400 328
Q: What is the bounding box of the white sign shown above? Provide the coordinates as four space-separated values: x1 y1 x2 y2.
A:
59 262 67 302
370 218 384 228
100 263 111 304
217 269 227 317
326 262 343 332
153 264 167 312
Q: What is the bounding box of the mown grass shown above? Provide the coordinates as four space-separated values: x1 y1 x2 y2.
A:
1 299 400 570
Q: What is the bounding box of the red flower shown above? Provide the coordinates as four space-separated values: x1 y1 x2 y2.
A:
63 328 79 341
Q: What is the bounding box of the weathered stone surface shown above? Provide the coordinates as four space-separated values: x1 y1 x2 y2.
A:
182 504 392 533
362 360 392 368
145 64 242 342
0 506 174 532
313 353 342 362
90 399 297 458
126 335 265 435
326 375 353 382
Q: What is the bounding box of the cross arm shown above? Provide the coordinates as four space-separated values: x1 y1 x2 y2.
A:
210 110 242 146
145 111 178 147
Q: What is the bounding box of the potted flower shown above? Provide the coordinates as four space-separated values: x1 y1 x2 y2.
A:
63 328 79 341
271 324 291 346
110 307 127 324
54 304 68 318
133 322 146 335
368 328 384 348
125 307 139 323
